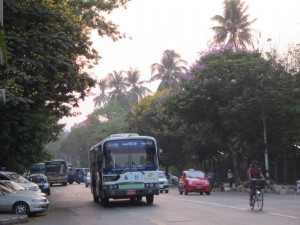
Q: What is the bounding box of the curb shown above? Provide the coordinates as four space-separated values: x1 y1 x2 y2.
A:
0 215 28 225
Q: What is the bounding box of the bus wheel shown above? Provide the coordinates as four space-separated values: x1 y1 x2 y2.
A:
146 195 154 204
93 195 99 203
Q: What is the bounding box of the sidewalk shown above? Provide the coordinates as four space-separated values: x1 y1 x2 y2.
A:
0 214 28 225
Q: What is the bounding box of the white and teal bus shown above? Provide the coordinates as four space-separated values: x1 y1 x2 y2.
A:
45 159 68 186
88 133 160 206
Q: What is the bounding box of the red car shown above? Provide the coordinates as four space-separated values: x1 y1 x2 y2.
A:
178 169 210 195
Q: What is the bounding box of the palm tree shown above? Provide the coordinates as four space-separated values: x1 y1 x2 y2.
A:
150 49 188 91
125 67 152 108
210 0 259 51
106 70 129 111
93 79 109 108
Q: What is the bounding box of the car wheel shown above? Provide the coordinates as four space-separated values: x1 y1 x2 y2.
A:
185 190 188 195
85 184 88 188
93 195 99 203
69 181 74 184
13 202 29 215
179 191 183 195
206 192 210 195
47 190 51 196
160 190 163 193
200 192 203 195
165 190 169 193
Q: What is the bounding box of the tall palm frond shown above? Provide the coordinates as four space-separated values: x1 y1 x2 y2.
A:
93 79 109 108
107 70 129 111
150 49 188 91
210 0 259 51
125 67 151 107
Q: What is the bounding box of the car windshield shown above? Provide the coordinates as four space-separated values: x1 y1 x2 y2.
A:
7 173 30 183
187 171 205 178
0 184 15 194
0 181 26 191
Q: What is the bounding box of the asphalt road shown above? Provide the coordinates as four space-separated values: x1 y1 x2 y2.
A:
28 184 300 225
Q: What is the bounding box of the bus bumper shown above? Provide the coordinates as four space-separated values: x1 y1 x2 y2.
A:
102 188 159 198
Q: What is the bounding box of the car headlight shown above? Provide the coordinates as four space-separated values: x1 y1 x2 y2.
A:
188 180 193 185
205 181 209 185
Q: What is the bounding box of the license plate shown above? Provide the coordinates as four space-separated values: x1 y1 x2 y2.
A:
127 190 136 195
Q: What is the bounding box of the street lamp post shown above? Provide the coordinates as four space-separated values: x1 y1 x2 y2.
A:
262 109 270 179
231 78 270 179
261 78 270 180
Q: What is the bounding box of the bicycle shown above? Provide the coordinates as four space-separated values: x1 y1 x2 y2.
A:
250 179 266 211
213 178 224 192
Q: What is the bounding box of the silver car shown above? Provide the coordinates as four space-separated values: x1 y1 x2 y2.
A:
0 171 40 191
0 180 46 197
159 171 170 193
0 184 49 215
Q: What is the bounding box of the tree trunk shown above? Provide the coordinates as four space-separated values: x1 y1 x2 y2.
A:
283 153 288 184
227 143 240 184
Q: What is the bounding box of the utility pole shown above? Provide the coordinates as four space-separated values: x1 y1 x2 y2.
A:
261 79 270 180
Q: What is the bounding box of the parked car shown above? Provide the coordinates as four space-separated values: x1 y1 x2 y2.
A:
159 171 169 193
0 171 40 192
67 168 89 184
178 169 211 195
85 172 91 188
0 184 49 215
28 174 51 196
0 180 46 197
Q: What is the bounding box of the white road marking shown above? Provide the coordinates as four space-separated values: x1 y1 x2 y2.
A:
160 196 300 219
268 213 299 219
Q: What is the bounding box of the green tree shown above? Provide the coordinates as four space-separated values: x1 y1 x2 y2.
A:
163 47 300 183
129 90 190 173
125 67 151 109
210 0 259 51
59 101 129 167
107 70 129 111
0 0 129 172
93 79 109 108
150 49 188 91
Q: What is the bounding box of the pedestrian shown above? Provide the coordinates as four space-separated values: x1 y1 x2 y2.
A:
227 169 234 188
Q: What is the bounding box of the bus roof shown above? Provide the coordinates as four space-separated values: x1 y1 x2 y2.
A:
107 133 139 138
89 134 157 151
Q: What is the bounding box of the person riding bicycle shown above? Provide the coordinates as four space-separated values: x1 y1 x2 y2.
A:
247 160 265 206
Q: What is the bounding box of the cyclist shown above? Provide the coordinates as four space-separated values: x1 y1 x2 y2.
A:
247 161 265 206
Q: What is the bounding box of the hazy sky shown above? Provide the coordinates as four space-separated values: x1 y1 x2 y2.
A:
61 0 300 130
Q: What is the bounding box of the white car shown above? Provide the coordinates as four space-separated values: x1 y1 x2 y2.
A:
159 171 169 193
0 171 40 192
0 184 49 215
85 172 91 188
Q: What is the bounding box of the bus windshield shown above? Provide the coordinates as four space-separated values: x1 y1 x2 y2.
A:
45 161 66 175
30 163 45 175
103 139 157 174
